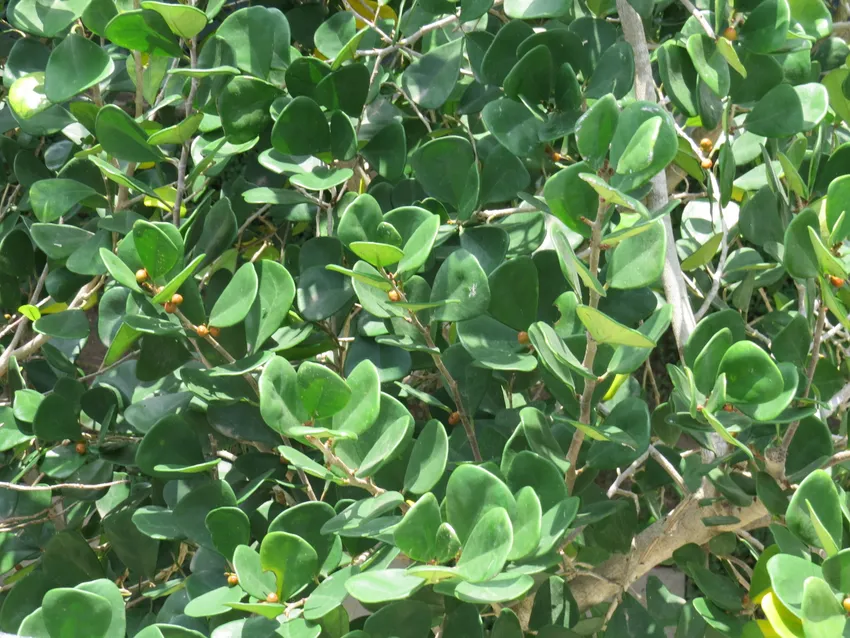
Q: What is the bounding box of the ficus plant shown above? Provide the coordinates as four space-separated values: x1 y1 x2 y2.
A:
4 0 850 637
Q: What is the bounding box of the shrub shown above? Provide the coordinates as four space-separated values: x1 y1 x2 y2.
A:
1 0 849 636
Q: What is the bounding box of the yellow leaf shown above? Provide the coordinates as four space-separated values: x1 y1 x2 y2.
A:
348 0 397 28
144 185 186 217
40 302 68 315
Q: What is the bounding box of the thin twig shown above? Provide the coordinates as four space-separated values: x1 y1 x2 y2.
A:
606 451 650 498
566 200 608 492
678 0 716 37
0 479 128 492
780 302 827 454
649 445 689 494
172 38 199 227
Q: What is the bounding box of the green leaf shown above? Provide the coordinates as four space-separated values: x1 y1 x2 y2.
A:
657 42 699 117
133 220 180 280
404 419 449 494
147 113 204 146
216 6 290 78
503 45 552 104
455 507 513 582
739 0 790 53
402 39 463 109
349 242 404 268
504 0 570 17
97 105 163 163
42 588 112 638
787 470 843 552
33 309 89 339
205 507 250 560
346 570 426 604
745 83 828 137
233 545 277 600
397 215 439 279
140 1 208 38
410 136 477 212
10 0 91 37
481 98 542 157
298 361 351 419
271 96 330 156
686 34 729 97
550 222 606 298
586 42 635 100
607 220 666 289
151 254 205 304
260 532 319 601
209 262 259 327
218 76 281 145
30 179 102 223
543 162 597 238
135 415 205 479
429 249 490 322
45 35 113 103
446 464 517 543
576 94 619 169
716 341 783 403
457 315 536 371
260 356 307 435
9 72 51 120
576 305 655 347
104 9 183 57
332 359 381 435
394 492 441 563
801 576 846 637
768 554 824 618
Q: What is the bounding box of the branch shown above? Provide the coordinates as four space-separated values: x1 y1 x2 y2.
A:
780 302 827 457
172 38 200 227
615 0 696 354
0 277 101 379
0 479 128 492
678 0 716 38
566 199 608 492
567 497 768 610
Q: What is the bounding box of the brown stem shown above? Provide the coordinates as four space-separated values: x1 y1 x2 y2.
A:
172 39 199 227
412 311 482 462
565 199 607 492
780 302 827 456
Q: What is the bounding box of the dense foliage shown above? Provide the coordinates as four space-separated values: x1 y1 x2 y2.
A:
4 0 850 636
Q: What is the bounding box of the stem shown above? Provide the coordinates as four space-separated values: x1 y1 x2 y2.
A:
565 199 607 493
0 479 128 491
616 0 696 355
413 312 483 462
780 302 827 455
172 38 199 227
385 274 482 461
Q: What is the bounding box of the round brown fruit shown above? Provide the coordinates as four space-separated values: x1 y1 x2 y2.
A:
209 326 221 338
517 331 530 345
135 269 148 284
388 290 401 302
699 138 713 152
171 293 184 306
448 411 460 425
843 597 850 613
75 442 87 455
227 573 239 586
196 324 210 337
164 302 176 314
830 275 846 287
701 158 713 170
723 26 737 41
266 592 279 603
